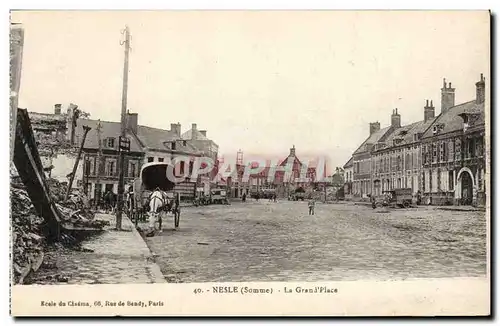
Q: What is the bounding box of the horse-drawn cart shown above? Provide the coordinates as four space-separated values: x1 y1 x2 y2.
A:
128 162 181 231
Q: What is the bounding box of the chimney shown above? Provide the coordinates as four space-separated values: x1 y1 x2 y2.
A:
369 122 380 135
199 130 207 137
391 108 401 129
170 122 181 136
54 104 62 115
290 145 296 156
126 111 138 134
191 123 197 140
476 73 485 104
441 78 455 113
424 99 435 122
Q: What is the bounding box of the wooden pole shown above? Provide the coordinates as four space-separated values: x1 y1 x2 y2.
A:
116 25 131 230
65 125 91 201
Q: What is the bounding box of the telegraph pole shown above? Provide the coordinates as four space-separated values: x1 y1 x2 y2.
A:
116 25 131 230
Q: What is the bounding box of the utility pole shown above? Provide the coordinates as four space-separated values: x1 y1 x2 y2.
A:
65 125 91 201
116 25 131 230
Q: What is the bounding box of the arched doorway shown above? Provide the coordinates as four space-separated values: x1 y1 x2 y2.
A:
457 168 474 205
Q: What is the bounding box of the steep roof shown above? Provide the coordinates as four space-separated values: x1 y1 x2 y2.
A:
353 126 391 155
76 119 200 154
278 154 303 167
378 118 436 149
343 157 353 169
422 100 483 139
77 119 143 153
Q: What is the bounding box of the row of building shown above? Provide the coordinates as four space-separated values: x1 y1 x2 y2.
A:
30 104 219 202
343 74 487 206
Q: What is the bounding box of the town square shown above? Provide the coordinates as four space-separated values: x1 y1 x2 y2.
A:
9 11 489 290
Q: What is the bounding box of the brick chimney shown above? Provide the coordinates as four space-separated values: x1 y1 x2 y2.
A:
476 73 485 104
369 122 380 135
170 122 181 136
290 145 296 156
126 111 138 134
441 78 455 113
199 130 207 137
424 99 435 122
54 104 62 115
391 108 401 129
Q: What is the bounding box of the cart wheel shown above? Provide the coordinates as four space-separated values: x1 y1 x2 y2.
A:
403 201 410 208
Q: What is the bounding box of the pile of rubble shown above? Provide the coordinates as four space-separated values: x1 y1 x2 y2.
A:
11 179 109 284
11 184 46 284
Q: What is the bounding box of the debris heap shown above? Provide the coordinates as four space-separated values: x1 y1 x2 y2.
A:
11 179 109 284
11 184 45 284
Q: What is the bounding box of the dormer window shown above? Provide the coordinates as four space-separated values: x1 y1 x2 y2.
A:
413 133 422 142
183 140 187 146
171 141 177 150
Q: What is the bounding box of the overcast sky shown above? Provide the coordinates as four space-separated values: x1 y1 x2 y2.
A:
11 11 489 172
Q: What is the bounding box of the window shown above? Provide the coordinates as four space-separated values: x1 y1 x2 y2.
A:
455 138 462 161
448 140 454 161
476 138 484 157
129 162 137 178
84 160 91 176
172 141 177 150
158 157 164 162
432 143 437 163
405 153 411 170
183 140 187 147
147 157 154 163
107 160 116 176
439 142 446 162
107 138 115 148
396 156 402 171
449 171 454 190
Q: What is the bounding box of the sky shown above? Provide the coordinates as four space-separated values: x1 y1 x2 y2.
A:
11 11 489 173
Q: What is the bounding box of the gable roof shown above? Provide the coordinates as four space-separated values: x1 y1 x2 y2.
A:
421 100 483 139
353 126 391 155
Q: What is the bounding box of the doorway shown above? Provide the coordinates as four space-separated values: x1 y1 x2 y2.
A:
461 172 473 205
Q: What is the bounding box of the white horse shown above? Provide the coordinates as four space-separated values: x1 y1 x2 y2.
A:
147 189 181 236
148 189 167 233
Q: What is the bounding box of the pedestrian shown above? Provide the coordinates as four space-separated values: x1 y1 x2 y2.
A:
242 193 246 202
308 199 315 215
273 193 277 202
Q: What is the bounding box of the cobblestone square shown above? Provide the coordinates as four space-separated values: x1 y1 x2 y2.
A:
145 201 487 283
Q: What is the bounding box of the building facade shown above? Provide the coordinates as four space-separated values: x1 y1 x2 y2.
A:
343 157 353 200
348 73 487 206
421 75 486 206
371 104 435 197
352 123 391 198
